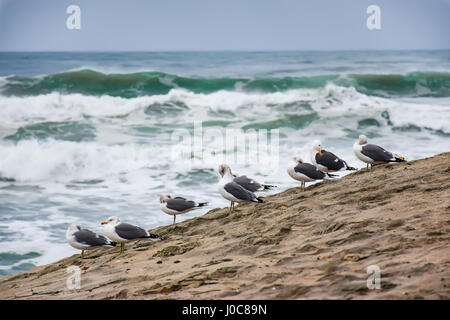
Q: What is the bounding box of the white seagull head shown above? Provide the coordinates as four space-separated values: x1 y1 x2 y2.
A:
311 140 323 154
218 164 232 177
67 223 81 233
292 156 303 164
101 216 120 226
159 194 172 203
358 134 368 145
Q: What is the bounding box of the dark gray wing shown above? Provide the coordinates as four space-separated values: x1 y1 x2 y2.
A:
115 223 148 240
224 181 257 201
295 163 326 179
74 229 110 246
361 144 393 162
316 150 346 171
233 175 262 192
166 198 197 212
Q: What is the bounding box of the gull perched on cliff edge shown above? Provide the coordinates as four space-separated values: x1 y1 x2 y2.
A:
101 216 160 253
231 172 277 193
353 134 406 170
160 194 208 225
218 164 264 213
287 157 338 191
310 140 357 173
66 223 116 258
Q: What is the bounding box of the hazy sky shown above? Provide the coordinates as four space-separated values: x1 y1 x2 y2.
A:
0 0 449 51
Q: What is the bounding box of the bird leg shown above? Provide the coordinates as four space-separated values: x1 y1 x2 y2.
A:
173 215 176 225
81 250 84 258
120 243 125 254
229 201 235 213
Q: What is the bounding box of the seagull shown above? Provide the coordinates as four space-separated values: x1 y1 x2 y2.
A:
310 140 357 173
353 134 406 170
232 173 276 193
160 194 208 225
66 223 116 258
287 157 338 191
101 216 160 253
218 164 264 213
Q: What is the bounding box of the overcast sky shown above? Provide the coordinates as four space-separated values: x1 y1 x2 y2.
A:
0 0 449 51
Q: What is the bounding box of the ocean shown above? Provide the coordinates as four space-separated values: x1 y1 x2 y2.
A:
0 50 449 277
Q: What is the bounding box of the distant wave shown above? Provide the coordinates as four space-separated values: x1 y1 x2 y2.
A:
1 69 449 98
1 84 448 148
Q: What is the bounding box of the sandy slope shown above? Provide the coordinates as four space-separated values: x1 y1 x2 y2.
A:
0 152 449 300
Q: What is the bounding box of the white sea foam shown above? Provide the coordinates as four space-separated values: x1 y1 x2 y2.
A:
2 86 448 133
0 89 317 124
0 139 161 182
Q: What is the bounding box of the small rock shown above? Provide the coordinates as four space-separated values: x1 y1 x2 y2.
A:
115 289 128 299
343 254 360 262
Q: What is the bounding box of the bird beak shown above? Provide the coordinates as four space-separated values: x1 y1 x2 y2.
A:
101 221 108 225
318 148 322 155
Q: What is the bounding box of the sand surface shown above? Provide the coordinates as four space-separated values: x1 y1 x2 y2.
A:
1 152 449 300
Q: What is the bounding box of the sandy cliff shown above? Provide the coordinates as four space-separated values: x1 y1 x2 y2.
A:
0 152 449 300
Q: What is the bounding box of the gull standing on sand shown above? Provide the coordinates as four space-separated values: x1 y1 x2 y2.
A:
310 140 357 173
353 134 406 170
66 223 116 258
101 216 160 253
287 157 338 191
160 194 208 225
231 172 277 193
218 164 264 212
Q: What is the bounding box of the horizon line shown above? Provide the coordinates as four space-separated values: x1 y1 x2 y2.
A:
1 48 450 53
